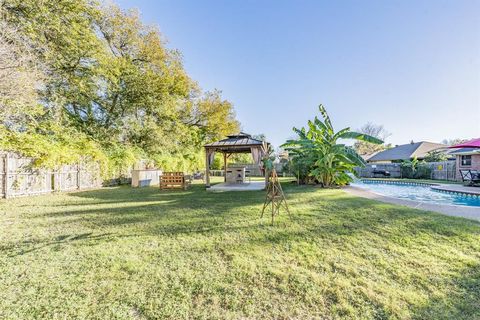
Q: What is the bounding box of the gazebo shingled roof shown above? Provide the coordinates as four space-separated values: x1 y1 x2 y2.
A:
204 132 266 153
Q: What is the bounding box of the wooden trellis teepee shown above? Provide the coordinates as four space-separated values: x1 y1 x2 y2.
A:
261 169 290 224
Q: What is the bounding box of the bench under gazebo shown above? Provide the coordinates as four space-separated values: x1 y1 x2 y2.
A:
204 133 269 191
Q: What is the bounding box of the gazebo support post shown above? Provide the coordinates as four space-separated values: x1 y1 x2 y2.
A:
205 149 210 188
223 152 227 182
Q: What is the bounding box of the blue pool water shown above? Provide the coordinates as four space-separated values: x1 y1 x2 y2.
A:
351 180 480 207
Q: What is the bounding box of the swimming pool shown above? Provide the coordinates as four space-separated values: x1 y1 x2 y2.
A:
351 180 480 207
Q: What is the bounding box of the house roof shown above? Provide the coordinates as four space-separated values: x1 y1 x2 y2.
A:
448 147 480 155
367 141 446 162
204 132 267 153
360 151 380 161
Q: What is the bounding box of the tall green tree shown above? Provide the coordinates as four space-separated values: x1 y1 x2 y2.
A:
1 0 240 174
1 0 102 118
282 105 383 187
0 20 44 129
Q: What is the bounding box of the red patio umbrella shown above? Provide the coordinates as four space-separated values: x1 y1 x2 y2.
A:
448 138 480 148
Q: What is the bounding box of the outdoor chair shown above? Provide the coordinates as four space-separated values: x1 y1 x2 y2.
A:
160 172 192 190
459 169 480 187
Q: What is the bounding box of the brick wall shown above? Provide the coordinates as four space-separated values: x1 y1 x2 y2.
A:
456 154 480 180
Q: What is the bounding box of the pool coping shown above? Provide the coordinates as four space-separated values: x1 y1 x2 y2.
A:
361 178 480 196
344 185 480 222
361 179 437 187
430 185 480 197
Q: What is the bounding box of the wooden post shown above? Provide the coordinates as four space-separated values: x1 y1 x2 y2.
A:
205 149 211 188
3 153 8 199
77 163 81 189
223 152 227 182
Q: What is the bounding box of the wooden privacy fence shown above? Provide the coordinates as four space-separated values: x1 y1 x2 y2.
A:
428 161 456 181
0 152 101 199
355 161 457 181
355 163 402 178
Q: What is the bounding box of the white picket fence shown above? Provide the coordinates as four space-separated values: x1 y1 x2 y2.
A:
0 152 101 198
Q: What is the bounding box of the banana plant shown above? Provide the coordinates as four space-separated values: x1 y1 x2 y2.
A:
401 156 419 174
281 104 383 187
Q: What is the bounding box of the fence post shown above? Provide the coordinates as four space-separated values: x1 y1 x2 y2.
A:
77 163 81 190
4 153 9 199
52 168 56 192
444 161 447 181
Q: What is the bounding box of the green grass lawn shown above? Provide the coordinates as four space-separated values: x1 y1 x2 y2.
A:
1 180 479 319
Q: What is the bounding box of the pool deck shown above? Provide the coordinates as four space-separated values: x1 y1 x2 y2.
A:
430 184 480 196
345 185 480 222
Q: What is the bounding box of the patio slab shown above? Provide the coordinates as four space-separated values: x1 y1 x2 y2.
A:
207 181 265 192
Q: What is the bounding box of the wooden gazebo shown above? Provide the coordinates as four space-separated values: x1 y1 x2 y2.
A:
204 133 269 188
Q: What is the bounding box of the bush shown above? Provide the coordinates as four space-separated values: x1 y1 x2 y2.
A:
401 163 432 179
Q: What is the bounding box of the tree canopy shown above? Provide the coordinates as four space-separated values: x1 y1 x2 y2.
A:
0 0 239 176
353 122 391 156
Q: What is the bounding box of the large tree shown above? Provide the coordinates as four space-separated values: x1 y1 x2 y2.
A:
0 20 44 129
353 122 391 155
1 0 240 173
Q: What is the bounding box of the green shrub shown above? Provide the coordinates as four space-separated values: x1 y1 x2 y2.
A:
282 104 383 187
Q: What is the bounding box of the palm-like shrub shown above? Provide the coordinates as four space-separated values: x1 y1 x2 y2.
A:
282 105 383 187
400 157 432 179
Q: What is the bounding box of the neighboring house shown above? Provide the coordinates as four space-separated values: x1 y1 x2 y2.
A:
367 141 446 163
360 151 379 162
449 148 480 181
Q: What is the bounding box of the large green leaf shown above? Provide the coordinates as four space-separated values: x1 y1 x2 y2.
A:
292 127 308 140
338 131 383 144
332 127 351 140
343 147 366 166
318 104 334 134
313 116 330 134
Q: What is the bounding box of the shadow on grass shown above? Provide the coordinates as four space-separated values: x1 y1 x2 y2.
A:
49 184 480 244
2 232 136 257
5 183 480 318
34 184 269 236
26 183 480 265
